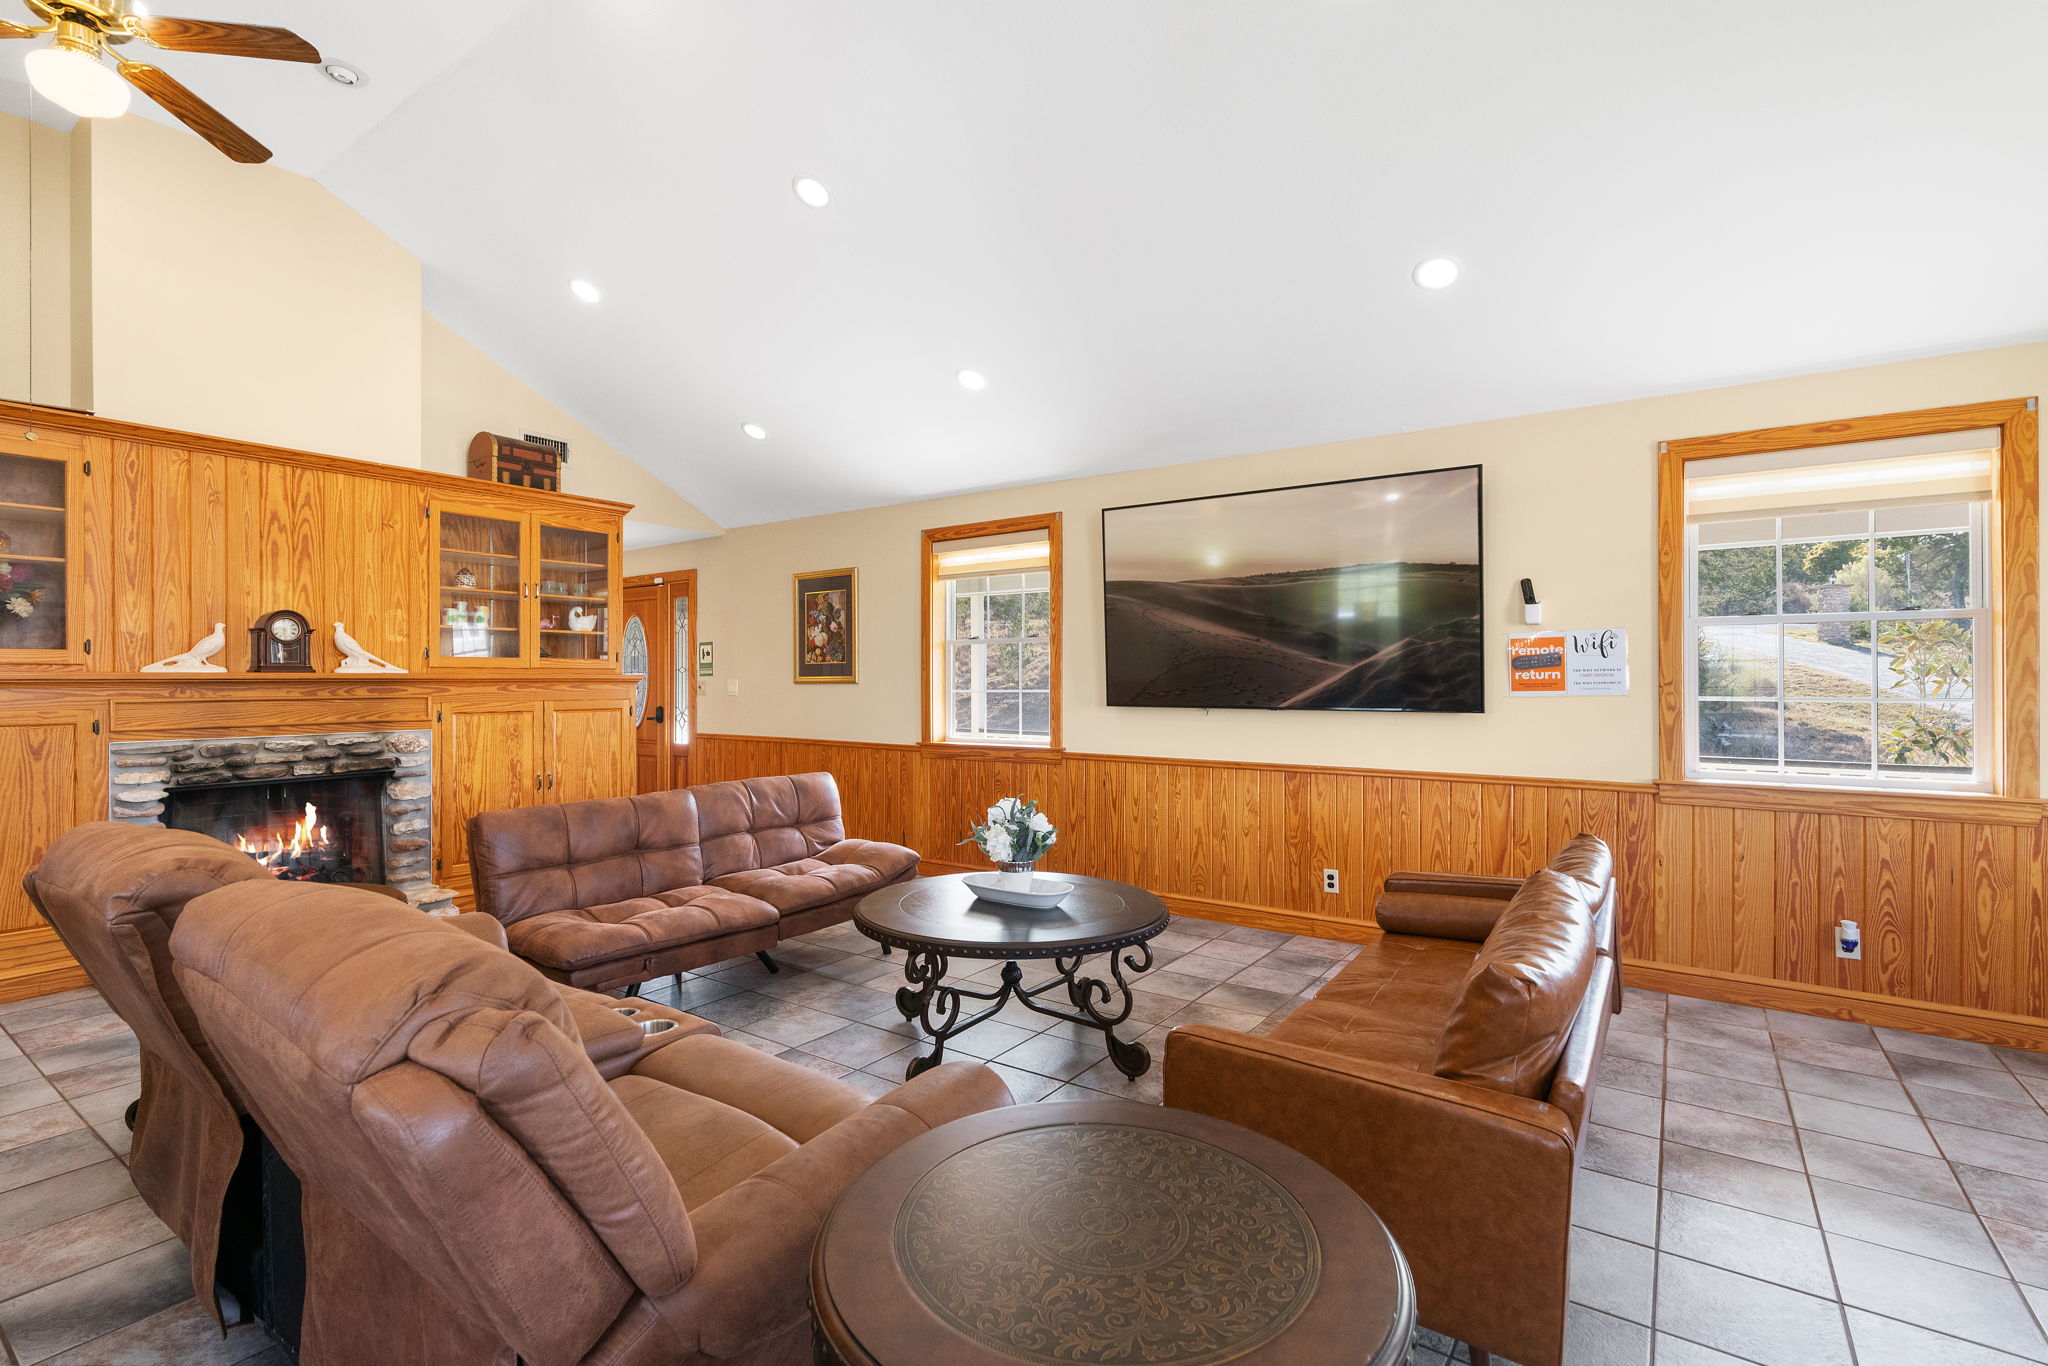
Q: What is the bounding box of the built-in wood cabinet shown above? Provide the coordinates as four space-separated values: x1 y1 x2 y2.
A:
0 429 104 671
429 499 619 671
434 693 633 890
0 402 640 1000
0 702 105 936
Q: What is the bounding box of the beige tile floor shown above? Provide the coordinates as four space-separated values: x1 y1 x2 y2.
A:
4 913 2048 1365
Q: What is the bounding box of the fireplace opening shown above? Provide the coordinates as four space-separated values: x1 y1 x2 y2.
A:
163 771 390 884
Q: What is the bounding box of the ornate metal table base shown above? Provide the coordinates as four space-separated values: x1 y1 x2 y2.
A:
894 942 1156 1080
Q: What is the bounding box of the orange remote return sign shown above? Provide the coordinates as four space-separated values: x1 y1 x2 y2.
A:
1508 635 1568 693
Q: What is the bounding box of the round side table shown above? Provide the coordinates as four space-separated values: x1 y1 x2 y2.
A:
812 1099 1416 1366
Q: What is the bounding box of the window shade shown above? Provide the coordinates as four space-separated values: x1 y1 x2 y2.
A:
933 531 1051 579
1685 429 1997 521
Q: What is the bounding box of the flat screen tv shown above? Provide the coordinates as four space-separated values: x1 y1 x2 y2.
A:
1102 465 1484 713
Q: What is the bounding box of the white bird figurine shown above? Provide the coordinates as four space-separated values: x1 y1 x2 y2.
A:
331 621 407 674
141 623 227 673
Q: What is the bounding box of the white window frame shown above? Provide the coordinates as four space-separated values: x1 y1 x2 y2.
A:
1684 503 1993 792
941 570 1054 745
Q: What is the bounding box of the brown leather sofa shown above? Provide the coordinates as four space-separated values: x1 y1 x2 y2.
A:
469 772 918 992
170 879 1012 1366
21 821 714 1336
1163 835 1621 1366
23 823 274 1326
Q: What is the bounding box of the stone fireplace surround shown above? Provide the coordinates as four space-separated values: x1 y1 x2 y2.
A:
106 728 458 915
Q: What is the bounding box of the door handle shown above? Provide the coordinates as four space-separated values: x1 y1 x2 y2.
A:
653 705 664 725
534 773 542 792
547 771 556 790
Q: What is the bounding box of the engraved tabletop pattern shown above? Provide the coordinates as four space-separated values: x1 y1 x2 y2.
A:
894 1124 1321 1364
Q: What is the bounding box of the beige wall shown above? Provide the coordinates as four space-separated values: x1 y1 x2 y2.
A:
419 316 719 538
84 116 424 464
629 340 2048 785
0 112 84 411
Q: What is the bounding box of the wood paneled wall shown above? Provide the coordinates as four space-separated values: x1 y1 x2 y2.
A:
692 734 2048 1047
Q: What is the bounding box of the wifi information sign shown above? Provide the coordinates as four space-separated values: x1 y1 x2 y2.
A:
1508 629 1627 696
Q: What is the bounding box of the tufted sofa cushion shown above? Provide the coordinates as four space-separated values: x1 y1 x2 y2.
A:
708 840 920 913
505 887 778 971
470 790 710 927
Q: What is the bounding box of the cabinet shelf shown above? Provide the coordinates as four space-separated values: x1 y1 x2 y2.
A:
442 587 521 599
0 502 65 524
540 629 607 637
441 625 522 634
538 558 607 570
539 592 607 603
442 548 521 563
0 553 64 565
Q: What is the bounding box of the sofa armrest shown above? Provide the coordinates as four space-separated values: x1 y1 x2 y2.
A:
657 1062 1012 1358
445 912 508 950
556 988 717 1080
1164 1025 1577 1353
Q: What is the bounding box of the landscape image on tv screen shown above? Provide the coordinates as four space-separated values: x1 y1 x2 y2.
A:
1102 465 1483 712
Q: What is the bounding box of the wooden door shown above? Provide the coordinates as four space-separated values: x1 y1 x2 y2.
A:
623 581 667 792
0 428 104 670
435 698 540 885
0 704 105 933
426 499 529 668
544 699 633 805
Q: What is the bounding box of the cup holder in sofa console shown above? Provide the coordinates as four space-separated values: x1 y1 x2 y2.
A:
613 1007 641 1017
638 1019 677 1036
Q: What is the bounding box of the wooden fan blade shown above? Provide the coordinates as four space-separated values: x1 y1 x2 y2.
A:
119 62 271 164
126 16 319 63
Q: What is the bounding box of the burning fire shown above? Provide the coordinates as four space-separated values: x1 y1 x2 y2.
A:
235 802 336 877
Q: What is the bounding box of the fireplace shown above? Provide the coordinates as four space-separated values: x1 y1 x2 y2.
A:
105 728 457 914
163 771 389 884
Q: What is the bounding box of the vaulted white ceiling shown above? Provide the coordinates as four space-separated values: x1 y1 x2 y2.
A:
21 2 2048 528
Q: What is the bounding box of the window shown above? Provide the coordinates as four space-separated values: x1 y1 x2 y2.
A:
923 515 1061 747
1662 401 2039 798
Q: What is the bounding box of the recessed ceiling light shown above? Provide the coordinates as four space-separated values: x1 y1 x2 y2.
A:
569 279 601 303
956 369 988 392
793 176 831 208
741 423 767 440
1383 491 1402 502
1412 257 1460 290
321 62 364 87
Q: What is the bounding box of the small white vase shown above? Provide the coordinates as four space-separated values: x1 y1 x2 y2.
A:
993 860 1037 891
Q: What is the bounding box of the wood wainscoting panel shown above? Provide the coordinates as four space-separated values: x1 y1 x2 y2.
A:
689 733 2048 1045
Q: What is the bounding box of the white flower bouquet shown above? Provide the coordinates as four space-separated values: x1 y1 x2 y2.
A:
960 796 1058 876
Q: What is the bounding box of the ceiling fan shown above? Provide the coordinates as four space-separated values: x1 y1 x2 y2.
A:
2 1 320 164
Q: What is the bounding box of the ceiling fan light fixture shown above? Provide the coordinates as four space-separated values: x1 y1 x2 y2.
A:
26 39 131 119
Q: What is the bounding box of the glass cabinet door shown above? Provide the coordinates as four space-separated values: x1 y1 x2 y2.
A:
435 508 525 662
536 521 612 664
0 449 75 660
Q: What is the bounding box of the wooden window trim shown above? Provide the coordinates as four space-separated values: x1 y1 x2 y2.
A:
921 512 1062 750
1659 397 2040 799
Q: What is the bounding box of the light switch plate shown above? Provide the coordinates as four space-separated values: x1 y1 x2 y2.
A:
726 679 740 695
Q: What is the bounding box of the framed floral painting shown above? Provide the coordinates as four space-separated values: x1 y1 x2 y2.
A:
794 568 857 682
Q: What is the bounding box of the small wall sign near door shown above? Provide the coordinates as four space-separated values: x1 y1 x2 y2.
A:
793 568 857 683
697 641 714 676
1508 629 1627 695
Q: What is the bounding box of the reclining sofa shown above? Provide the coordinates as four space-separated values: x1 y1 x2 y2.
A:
469 772 918 993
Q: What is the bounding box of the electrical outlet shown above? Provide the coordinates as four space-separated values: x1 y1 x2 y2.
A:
1836 920 1862 960
1322 868 1340 894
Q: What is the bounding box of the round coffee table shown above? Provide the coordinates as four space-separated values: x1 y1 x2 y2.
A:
855 874 1169 1080
811 1099 1416 1366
